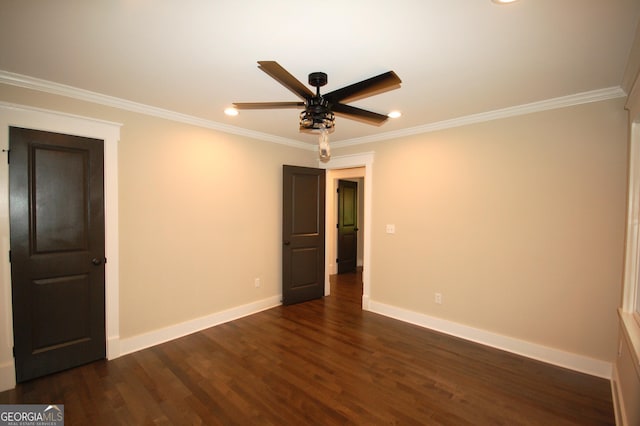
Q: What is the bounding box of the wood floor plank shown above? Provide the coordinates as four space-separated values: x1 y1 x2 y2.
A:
0 271 614 425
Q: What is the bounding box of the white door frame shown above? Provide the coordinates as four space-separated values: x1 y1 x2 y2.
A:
319 152 374 309
0 102 121 391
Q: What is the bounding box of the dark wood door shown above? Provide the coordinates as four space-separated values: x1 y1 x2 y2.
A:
282 165 325 305
337 179 358 274
9 127 106 383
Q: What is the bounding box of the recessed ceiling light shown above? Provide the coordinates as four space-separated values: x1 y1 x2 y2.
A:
492 0 519 3
224 107 238 116
388 111 402 119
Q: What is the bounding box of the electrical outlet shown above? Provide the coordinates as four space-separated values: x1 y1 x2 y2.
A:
435 292 442 305
254 278 261 288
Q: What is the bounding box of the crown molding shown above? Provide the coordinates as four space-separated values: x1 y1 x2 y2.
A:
332 86 627 148
0 70 313 150
0 70 625 150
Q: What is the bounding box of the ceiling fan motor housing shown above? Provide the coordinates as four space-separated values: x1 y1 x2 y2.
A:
301 72 334 130
308 72 328 87
300 97 335 130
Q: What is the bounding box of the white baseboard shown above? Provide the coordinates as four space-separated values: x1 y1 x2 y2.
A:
106 336 121 360
0 360 16 392
368 300 613 379
119 295 282 356
2 297 611 392
362 294 370 310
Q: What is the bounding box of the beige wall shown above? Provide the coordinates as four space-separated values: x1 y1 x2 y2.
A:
117 115 314 337
334 98 628 362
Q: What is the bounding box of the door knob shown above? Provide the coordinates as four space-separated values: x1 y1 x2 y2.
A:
283 240 291 245
92 258 103 266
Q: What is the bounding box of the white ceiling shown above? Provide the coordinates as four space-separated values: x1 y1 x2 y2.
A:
1 1 639 145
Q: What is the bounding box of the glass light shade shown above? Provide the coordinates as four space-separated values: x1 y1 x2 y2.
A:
318 128 331 161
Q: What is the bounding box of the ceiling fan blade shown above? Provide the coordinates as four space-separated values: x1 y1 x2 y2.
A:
332 103 389 126
325 71 401 103
233 101 305 109
257 61 315 100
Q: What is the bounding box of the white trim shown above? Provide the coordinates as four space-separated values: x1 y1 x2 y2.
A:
0 70 625 148
331 87 627 148
119 295 281 356
622 121 640 314
319 153 374 309
0 360 14 393
0 70 310 150
0 102 121 391
369 300 613 379
619 309 640 378
620 117 640 378
611 362 627 426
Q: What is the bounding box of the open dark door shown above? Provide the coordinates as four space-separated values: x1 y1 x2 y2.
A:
9 127 106 383
337 179 358 274
282 165 325 305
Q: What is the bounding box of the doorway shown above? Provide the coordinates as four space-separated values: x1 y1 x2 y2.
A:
337 179 360 274
320 152 373 309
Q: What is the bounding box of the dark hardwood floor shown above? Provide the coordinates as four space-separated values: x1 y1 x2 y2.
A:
1 271 614 425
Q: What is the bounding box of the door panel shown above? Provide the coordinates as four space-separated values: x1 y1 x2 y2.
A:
34 147 88 251
338 180 358 273
32 275 91 352
10 127 106 383
282 165 325 305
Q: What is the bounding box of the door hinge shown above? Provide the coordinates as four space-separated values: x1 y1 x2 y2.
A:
336 258 339 263
336 223 339 228
2 149 9 164
12 347 15 357
337 188 340 193
8 250 10 263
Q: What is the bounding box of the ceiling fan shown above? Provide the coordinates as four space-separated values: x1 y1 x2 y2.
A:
232 61 401 160
233 61 401 131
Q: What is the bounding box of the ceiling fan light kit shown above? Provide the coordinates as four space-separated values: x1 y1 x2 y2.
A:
233 61 401 160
